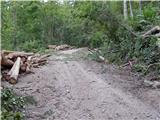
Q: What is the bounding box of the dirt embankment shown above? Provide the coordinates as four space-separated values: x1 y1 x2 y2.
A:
2 48 160 120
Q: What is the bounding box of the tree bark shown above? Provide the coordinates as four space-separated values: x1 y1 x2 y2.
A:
129 0 133 18
142 26 160 38
7 52 33 59
48 45 57 49
9 57 21 84
1 52 14 67
12 2 17 48
139 0 142 15
123 0 128 20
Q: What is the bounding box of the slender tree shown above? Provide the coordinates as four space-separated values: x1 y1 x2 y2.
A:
129 0 133 18
139 0 142 15
12 2 17 48
123 0 128 19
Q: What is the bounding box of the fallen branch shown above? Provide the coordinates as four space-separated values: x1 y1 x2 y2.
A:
142 26 160 38
120 60 136 68
147 62 160 70
88 49 108 63
155 33 160 38
120 23 138 37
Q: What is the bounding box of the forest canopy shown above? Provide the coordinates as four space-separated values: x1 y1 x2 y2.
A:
1 1 160 66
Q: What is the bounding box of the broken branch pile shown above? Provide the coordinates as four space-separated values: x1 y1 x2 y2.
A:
1 50 50 84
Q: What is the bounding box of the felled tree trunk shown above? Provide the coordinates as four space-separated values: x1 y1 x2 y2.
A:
8 57 21 84
48 45 57 49
1 52 14 67
26 56 32 73
129 0 133 18
123 0 128 20
155 33 160 38
2 50 16 56
7 52 34 59
139 0 142 15
142 26 160 38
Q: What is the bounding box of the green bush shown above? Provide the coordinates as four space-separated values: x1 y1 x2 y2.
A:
1 88 35 120
1 88 25 120
90 31 105 48
21 40 44 52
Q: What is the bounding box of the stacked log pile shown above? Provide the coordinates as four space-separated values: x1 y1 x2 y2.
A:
1 50 50 84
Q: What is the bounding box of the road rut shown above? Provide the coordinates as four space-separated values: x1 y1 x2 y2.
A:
3 48 160 120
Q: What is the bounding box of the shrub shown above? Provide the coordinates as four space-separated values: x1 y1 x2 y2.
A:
1 88 35 120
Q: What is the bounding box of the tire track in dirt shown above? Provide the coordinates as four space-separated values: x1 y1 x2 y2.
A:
3 48 160 120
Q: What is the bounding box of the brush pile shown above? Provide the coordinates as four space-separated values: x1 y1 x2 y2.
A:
1 50 50 84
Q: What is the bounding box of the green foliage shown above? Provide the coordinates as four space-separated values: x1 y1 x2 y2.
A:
1 88 35 120
1 88 25 120
21 40 41 52
1 1 160 75
132 64 147 73
143 3 157 22
88 51 102 62
90 31 105 48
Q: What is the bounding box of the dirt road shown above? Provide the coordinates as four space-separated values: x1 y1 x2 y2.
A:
4 48 160 120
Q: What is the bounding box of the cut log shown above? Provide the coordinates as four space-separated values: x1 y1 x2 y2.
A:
55 44 70 51
21 56 27 63
32 63 39 68
7 52 34 59
40 54 51 59
20 63 27 72
26 56 32 73
8 57 21 84
32 57 47 64
38 60 47 66
48 45 57 49
37 59 47 63
2 50 17 56
142 26 160 38
1 52 14 67
1 50 50 83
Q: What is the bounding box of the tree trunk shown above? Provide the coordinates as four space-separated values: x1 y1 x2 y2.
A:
124 0 128 20
129 0 133 18
139 0 142 15
12 2 17 49
1 52 14 67
9 57 21 84
7 52 33 59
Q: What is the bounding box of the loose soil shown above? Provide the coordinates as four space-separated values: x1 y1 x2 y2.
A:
2 48 160 120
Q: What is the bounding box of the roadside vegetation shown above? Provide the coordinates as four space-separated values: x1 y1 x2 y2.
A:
1 88 36 120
